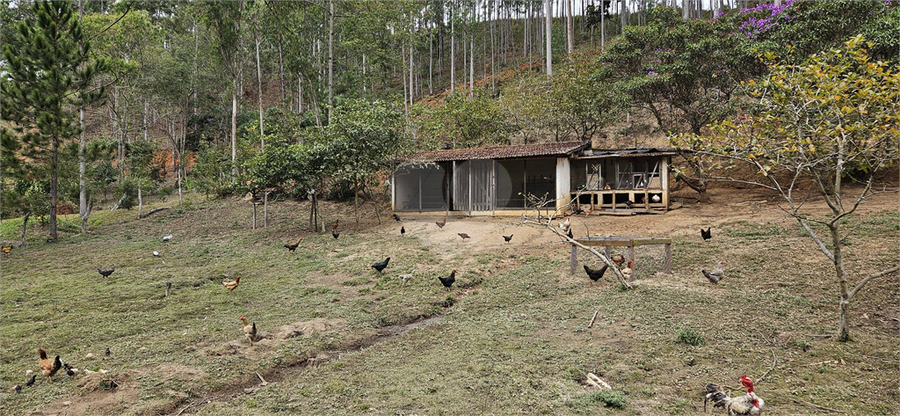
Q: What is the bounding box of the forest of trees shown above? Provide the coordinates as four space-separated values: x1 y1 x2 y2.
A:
1 0 898 224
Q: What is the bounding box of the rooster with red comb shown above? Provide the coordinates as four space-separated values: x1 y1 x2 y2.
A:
704 375 764 415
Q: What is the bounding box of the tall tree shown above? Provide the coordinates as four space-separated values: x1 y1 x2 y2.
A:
671 36 900 342
1 0 106 240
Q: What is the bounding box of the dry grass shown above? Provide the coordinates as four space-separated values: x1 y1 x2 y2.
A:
1 189 897 415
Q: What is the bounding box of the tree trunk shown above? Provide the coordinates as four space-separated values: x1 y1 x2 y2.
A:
137 180 143 219
49 138 59 240
231 86 238 176
79 107 86 216
327 0 334 120
450 2 455 93
830 222 852 342
567 0 574 55
81 196 92 234
545 0 552 76
21 213 30 247
256 24 264 150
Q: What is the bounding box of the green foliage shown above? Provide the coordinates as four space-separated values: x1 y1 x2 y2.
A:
567 390 628 410
419 90 513 149
676 328 705 346
598 6 764 134
726 0 899 65
117 179 138 210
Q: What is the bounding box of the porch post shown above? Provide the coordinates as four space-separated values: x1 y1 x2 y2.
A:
556 157 571 212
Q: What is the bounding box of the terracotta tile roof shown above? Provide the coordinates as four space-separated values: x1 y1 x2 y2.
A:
407 141 590 162
574 148 680 159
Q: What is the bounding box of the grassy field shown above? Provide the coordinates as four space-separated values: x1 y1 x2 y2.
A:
1 189 897 415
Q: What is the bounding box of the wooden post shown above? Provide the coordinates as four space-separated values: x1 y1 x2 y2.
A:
570 243 578 274
604 246 611 258
165 282 171 297
263 192 268 228
627 245 634 263
663 243 672 274
252 203 257 229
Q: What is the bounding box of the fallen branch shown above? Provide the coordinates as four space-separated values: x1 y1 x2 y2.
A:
140 207 170 219
256 371 268 386
586 373 611 390
588 309 600 328
791 398 839 413
758 351 776 383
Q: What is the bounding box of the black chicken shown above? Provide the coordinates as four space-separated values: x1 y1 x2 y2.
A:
105 347 111 357
458 233 470 240
583 264 608 282
438 269 456 290
701 227 712 241
63 363 75 376
25 374 35 387
371 257 390 273
567 229 574 239
401 226 406 236
98 268 115 277
392 213 402 222
503 234 513 243
332 229 340 239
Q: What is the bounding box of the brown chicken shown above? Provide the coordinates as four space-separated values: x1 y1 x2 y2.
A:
38 349 62 383
435 217 447 229
611 254 626 267
621 260 634 282
239 315 258 346
283 237 303 252
458 233 470 240
223 275 241 291
330 218 339 231
1 245 11 255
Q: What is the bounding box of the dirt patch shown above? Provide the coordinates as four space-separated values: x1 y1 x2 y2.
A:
34 363 207 416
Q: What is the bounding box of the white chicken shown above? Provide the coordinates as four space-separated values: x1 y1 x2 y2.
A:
702 260 725 284
705 375 764 415
399 270 415 287
559 216 571 232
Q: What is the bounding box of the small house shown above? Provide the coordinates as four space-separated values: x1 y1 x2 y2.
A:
392 142 676 216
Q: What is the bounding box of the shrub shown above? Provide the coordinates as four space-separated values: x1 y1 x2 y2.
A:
676 329 704 346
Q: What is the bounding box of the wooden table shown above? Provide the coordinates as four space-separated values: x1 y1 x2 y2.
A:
570 236 673 278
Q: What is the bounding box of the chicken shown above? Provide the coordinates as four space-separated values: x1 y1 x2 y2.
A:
567 229 574 239
1 245 11 255
392 213 402 222
611 254 626 267
624 200 634 209
162 233 172 242
98 268 115 277
13 384 21 394
153 250 160 257
438 269 456 290
704 375 764 415
63 363 76 376
399 270 415 287
701 227 712 241
572 207 585 215
38 349 62 383
559 216 571 232
435 217 447 229
223 275 241 291
458 233 470 240
283 237 303 252
330 218 339 231
371 257 390 273
332 229 340 239
239 315 258 346
25 374 35 387
503 234 513 243
583 264 609 282
651 194 661 202
401 226 406 236
621 260 634 282
702 260 725 284
105 347 111 357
